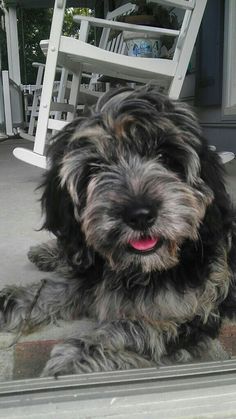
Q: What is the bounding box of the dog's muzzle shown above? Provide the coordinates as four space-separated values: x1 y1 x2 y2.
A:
122 203 161 254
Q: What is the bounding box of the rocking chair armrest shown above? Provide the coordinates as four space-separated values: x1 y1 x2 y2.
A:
32 62 46 68
32 62 67 74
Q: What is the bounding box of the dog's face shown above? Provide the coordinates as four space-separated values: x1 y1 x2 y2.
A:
53 86 214 273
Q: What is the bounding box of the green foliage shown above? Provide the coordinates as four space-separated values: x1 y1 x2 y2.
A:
18 8 52 84
0 26 8 73
63 8 91 36
17 6 93 84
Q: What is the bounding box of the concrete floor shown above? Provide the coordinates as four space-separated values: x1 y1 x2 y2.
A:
1 137 236 287
0 138 54 287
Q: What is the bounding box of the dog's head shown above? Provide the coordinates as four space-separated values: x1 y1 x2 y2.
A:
42 85 227 273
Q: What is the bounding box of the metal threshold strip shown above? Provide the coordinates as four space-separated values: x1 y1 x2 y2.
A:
1 359 236 408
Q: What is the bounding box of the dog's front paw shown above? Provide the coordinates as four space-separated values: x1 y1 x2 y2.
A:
0 295 7 330
0 290 20 331
28 241 59 272
42 338 110 377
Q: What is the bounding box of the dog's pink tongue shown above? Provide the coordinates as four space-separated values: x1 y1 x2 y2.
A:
129 238 158 251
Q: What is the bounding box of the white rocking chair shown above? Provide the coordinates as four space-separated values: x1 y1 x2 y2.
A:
14 0 209 169
21 4 136 141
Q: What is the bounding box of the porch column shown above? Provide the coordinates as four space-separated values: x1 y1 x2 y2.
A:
4 5 21 85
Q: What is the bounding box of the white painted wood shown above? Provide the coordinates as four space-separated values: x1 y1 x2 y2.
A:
65 18 90 123
169 0 207 99
13 148 47 169
18 129 36 142
33 0 66 156
4 7 21 86
28 64 44 136
222 0 236 117
47 118 68 131
106 2 136 20
56 37 177 80
73 16 180 38
219 151 235 164
53 68 69 121
2 71 13 136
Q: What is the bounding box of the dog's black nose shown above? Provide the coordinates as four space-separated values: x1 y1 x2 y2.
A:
124 206 156 230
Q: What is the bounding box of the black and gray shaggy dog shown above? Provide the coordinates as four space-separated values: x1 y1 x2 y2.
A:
2 85 236 376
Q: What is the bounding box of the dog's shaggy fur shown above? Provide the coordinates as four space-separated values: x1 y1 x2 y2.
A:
1 85 236 376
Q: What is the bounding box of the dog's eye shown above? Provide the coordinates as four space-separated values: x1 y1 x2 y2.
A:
157 153 183 178
157 153 170 165
157 153 164 162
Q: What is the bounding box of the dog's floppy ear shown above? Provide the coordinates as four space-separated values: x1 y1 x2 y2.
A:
199 144 232 217
199 146 236 321
198 144 236 279
219 226 236 320
41 165 73 237
40 125 94 272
